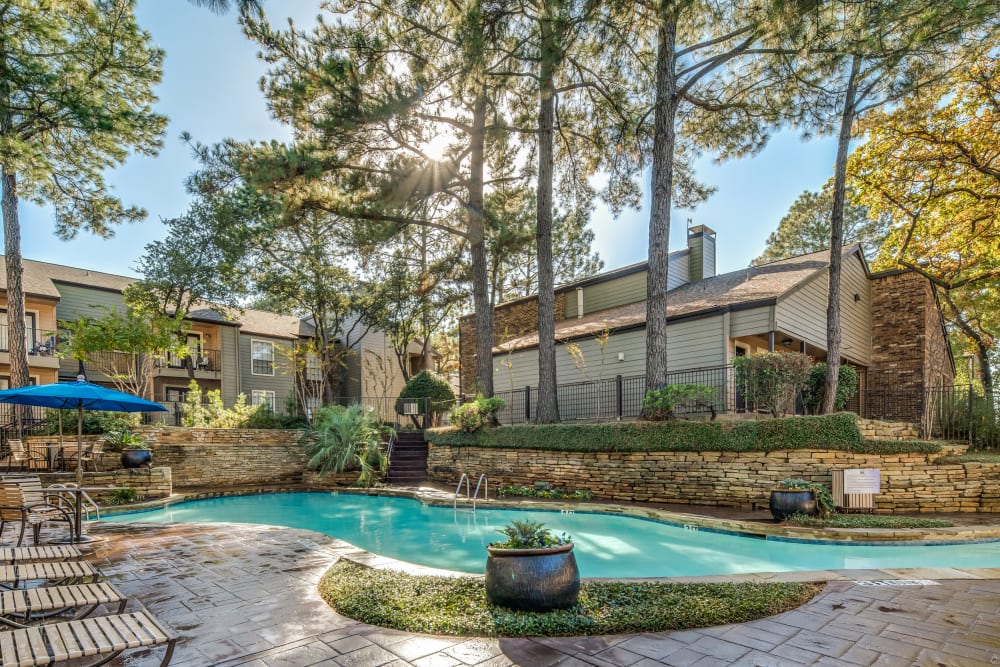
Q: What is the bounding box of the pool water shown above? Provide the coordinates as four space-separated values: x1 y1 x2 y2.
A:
109 493 1000 578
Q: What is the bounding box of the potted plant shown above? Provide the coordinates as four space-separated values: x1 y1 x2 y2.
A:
485 520 579 612
104 429 152 469
769 478 833 521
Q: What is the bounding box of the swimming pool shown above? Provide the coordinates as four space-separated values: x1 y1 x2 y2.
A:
109 493 1000 578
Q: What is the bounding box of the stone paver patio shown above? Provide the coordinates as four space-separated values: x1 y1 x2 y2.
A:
63 521 1000 667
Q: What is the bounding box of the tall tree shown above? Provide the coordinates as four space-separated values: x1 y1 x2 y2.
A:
238 0 516 398
0 0 165 389
781 0 996 413
753 178 888 265
635 0 803 393
850 54 1000 391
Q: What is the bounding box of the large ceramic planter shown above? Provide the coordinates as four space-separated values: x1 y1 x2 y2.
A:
769 489 816 521
485 543 580 612
120 449 153 470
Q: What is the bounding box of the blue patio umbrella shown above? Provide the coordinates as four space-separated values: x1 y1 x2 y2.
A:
0 378 166 485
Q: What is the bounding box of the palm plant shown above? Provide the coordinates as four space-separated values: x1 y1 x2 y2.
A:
304 404 393 487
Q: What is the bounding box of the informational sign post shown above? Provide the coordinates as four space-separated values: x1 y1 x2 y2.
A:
843 468 881 495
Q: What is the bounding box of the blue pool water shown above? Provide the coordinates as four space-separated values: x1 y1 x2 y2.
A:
109 493 1000 578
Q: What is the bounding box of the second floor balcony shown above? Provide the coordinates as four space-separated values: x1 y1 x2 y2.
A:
0 323 60 369
159 348 222 377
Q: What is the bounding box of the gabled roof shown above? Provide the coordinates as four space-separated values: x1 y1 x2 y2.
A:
496 245 863 353
1 256 311 340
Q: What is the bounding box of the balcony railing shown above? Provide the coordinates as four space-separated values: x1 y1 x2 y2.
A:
162 348 222 372
0 323 55 357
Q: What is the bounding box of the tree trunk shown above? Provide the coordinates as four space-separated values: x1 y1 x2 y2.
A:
645 11 678 393
535 8 559 423
822 55 860 414
469 92 494 397
2 168 29 390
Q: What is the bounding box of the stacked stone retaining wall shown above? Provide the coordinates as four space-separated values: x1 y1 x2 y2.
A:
43 467 172 502
427 443 1000 513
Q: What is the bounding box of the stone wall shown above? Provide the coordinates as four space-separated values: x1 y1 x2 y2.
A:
134 427 307 488
856 418 920 441
427 443 1000 513
459 292 567 394
44 467 172 502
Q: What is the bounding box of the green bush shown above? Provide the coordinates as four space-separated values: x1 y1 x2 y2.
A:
397 371 456 417
492 520 570 549
449 396 506 433
102 429 148 452
789 513 954 529
642 384 717 420
305 404 394 487
497 484 594 500
106 487 138 505
857 439 941 454
803 363 859 414
733 352 812 417
430 413 865 453
46 410 140 436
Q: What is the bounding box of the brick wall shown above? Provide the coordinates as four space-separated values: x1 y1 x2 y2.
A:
459 292 566 394
427 442 999 513
869 271 955 417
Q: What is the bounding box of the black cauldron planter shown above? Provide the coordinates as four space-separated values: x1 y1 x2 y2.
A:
120 448 153 470
769 488 817 521
485 521 580 612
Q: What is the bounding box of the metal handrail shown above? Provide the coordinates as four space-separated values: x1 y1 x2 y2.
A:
47 483 101 522
473 474 488 503
453 473 470 509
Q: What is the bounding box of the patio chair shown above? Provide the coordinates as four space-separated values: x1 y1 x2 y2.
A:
0 610 176 666
2 440 48 472
0 484 75 546
0 581 126 629
0 560 100 588
0 545 81 564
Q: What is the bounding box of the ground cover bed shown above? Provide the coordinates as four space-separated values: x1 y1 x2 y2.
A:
319 561 822 637
787 513 954 529
936 451 1000 464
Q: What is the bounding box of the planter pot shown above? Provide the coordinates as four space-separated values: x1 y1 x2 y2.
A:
120 449 153 470
485 543 580 612
769 489 816 521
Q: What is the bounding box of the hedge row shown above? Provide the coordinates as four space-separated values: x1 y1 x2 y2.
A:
854 439 941 455
428 414 870 453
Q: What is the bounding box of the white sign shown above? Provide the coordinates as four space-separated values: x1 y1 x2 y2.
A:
843 468 881 494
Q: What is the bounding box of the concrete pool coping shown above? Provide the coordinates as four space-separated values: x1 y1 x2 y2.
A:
99 483 1000 546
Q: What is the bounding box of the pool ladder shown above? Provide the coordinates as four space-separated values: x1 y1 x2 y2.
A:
454 473 489 511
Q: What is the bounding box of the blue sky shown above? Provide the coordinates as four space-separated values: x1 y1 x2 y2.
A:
16 0 839 279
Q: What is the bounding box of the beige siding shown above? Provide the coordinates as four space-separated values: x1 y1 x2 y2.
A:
776 255 872 365
667 253 690 289
562 255 692 319
730 306 773 338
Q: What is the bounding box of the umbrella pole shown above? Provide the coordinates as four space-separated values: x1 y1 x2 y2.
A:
76 405 84 487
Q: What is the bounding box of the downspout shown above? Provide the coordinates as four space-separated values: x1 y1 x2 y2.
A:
576 288 583 319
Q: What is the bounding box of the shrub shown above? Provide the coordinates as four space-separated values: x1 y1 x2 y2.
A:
102 429 148 452
106 487 138 505
305 404 393 487
492 520 570 549
397 371 456 419
733 352 812 417
642 384 717 421
802 363 859 414
429 413 865 453
46 410 140 436
449 396 506 433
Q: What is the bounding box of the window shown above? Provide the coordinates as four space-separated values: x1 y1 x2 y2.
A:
251 390 276 411
165 387 189 403
251 340 274 376
0 310 38 353
305 353 322 382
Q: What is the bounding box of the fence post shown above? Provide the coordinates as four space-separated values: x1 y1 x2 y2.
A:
616 375 623 420
968 382 974 447
524 386 531 422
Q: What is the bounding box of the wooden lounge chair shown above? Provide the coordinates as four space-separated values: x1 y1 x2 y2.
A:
0 546 81 565
0 561 100 589
0 485 74 546
1 442 47 473
0 582 127 629
0 610 176 666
